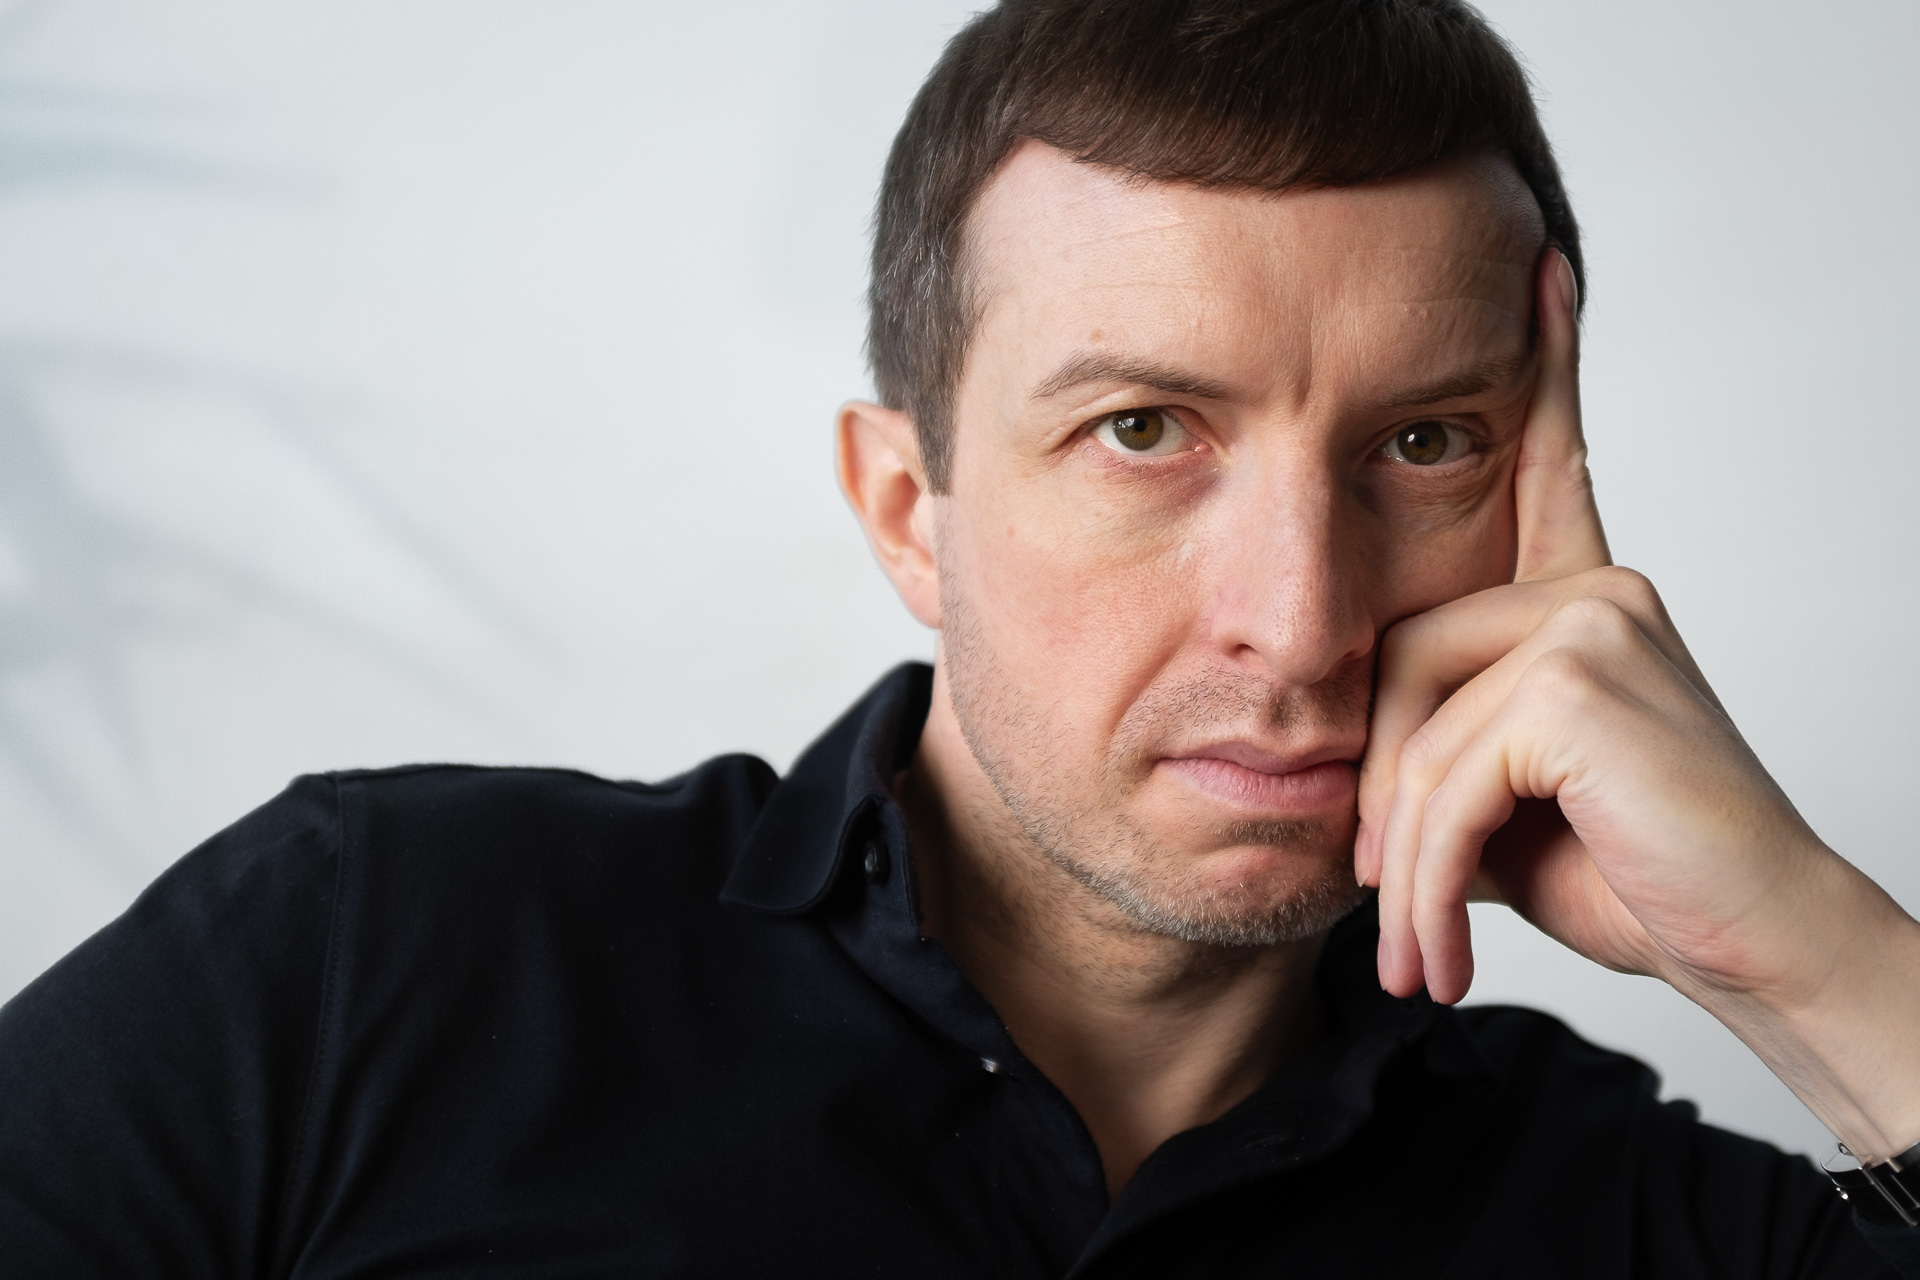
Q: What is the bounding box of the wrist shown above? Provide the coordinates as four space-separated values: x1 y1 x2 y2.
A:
1667 852 1920 1161
1646 832 1903 1008
1828 1138 1920 1227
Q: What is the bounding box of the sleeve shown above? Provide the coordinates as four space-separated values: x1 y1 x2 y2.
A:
1854 1216 1920 1276
1637 1096 1910 1279
1459 1004 1912 1278
0 776 342 1278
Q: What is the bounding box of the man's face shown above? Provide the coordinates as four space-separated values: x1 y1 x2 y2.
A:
931 142 1544 945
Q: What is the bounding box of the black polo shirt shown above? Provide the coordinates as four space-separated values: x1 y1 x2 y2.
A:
1 662 1914 1277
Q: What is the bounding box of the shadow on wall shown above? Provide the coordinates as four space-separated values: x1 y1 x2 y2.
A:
0 0 535 872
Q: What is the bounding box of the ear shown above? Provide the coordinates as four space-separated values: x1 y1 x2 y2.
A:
837 400 942 629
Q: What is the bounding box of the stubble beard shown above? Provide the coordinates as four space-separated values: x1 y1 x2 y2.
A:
939 568 1369 950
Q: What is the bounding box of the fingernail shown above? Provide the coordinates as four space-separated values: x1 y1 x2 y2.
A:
1555 249 1578 315
1376 932 1394 979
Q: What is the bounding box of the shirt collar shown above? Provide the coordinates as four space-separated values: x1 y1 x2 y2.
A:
720 659 1493 1075
721 662 931 915
722 661 1500 1254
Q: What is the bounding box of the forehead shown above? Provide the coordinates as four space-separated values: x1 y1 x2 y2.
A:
961 142 1545 408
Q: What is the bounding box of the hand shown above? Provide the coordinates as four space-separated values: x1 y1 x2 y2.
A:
1353 247 1920 1160
1355 245 1794 1003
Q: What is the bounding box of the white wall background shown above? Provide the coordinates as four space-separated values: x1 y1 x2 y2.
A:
0 0 1914 1164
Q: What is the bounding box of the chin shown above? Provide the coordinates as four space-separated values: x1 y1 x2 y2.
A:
1194 838 1353 887
1069 829 1366 948
1108 873 1366 948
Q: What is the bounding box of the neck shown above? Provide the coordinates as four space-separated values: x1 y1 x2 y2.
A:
899 669 1327 1198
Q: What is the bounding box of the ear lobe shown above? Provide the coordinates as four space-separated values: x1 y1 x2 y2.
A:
836 401 942 629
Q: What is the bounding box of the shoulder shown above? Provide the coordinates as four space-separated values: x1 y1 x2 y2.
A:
320 755 780 895
1443 1004 1884 1276
154 754 782 933
1445 1002 1687 1153
325 756 779 840
15 773 345 1011
1452 1002 1662 1095
0 758 779 1272
7 753 782 1028
304 758 783 981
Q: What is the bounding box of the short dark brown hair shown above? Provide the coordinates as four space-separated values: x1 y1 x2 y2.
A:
868 0 1581 492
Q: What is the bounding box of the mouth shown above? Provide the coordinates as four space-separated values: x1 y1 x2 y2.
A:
1157 739 1361 814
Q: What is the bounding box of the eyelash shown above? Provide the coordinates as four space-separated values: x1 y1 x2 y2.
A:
1078 408 1490 476
1374 419 1486 469
1085 407 1205 462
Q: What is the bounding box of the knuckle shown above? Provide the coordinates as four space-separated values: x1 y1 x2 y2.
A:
1397 724 1449 779
1419 779 1456 825
1552 593 1639 647
1592 565 1661 615
1522 645 1604 706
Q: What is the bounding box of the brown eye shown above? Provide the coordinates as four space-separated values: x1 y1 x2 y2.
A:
1093 407 1187 456
1385 421 1464 467
1110 410 1164 450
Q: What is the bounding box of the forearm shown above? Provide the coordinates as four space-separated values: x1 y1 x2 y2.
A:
1678 853 1920 1163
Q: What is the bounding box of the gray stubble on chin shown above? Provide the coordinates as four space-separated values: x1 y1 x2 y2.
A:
938 567 1368 949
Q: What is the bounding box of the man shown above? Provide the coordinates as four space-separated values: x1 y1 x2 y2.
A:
2 0 1917 1275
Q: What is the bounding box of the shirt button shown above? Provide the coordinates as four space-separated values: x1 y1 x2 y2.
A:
981 1057 1003 1074
863 840 890 884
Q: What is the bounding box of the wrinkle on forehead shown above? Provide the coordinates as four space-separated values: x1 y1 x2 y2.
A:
958 143 1544 421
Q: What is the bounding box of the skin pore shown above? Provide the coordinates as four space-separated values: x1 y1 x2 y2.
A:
842 142 1548 1194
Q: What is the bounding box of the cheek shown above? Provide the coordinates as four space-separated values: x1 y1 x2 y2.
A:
1366 484 1520 623
947 477 1205 708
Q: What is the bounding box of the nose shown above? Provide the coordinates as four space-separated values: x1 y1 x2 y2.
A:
1203 463 1375 687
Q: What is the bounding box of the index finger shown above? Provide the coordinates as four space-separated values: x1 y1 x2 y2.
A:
1514 246 1610 582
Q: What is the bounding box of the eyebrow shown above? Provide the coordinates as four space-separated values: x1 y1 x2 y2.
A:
1029 352 1234 403
1380 350 1532 408
1028 347 1534 410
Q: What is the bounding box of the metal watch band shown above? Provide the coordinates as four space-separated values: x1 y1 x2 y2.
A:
1828 1140 1920 1227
